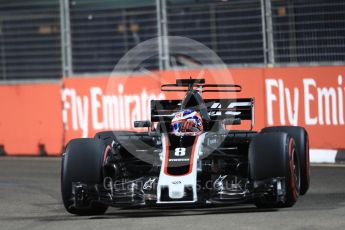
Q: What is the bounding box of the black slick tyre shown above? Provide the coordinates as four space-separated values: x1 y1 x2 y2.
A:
61 138 109 215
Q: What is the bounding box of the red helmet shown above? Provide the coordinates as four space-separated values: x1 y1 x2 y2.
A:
171 109 203 136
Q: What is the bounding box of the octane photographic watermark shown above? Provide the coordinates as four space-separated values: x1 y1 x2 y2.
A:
103 175 246 193
104 36 236 165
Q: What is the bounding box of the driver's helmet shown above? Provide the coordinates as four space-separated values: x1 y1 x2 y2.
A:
171 109 203 136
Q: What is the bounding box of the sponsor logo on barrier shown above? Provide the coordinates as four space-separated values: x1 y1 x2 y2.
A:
62 84 165 137
266 75 345 126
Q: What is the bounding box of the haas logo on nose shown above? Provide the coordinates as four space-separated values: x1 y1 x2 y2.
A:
172 181 181 185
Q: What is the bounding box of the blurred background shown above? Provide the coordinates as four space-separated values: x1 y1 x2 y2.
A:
0 0 344 158
0 0 344 78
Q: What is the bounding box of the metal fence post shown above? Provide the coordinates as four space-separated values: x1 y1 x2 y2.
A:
156 0 169 70
287 0 297 63
161 0 169 69
264 0 275 65
156 0 163 70
60 0 73 77
260 0 267 65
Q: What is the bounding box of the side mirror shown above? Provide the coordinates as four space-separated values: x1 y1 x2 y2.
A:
134 120 151 128
223 118 241 125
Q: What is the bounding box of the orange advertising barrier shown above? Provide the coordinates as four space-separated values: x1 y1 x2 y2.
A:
0 66 344 156
60 66 345 150
0 83 63 155
263 66 345 149
62 74 164 143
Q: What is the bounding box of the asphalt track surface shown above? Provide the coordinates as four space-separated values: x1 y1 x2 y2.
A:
0 157 344 230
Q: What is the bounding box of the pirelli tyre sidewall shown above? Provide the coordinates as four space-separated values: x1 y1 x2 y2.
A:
249 132 300 208
261 126 310 195
61 138 109 215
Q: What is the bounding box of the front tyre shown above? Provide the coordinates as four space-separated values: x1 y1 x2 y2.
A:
249 132 300 208
261 126 309 195
61 138 108 215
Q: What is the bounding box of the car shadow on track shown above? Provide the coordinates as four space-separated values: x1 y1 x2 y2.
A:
3 192 343 223
0 204 277 223
39 192 345 221
89 205 277 220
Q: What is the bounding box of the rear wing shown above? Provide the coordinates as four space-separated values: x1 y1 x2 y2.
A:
161 78 242 93
149 78 255 130
151 98 254 123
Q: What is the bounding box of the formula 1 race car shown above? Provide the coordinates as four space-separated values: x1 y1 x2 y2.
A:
61 78 310 215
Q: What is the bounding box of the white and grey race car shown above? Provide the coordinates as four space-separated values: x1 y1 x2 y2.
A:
61 78 310 215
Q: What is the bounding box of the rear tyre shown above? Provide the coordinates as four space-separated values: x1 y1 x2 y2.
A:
61 138 108 215
249 132 300 208
262 126 309 195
